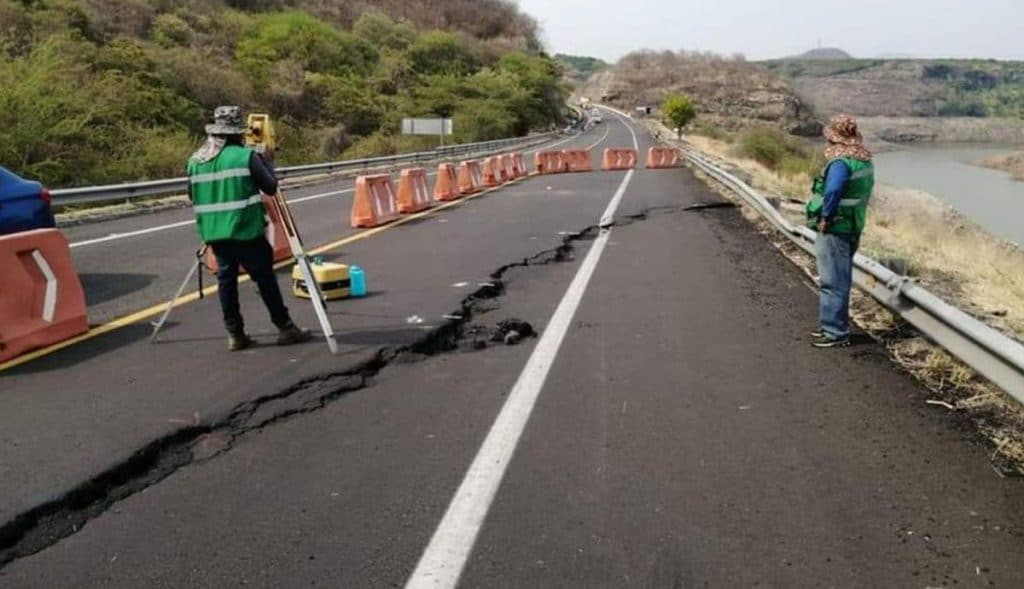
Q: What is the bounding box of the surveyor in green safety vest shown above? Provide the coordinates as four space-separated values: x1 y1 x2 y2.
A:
187 106 310 351
805 114 875 349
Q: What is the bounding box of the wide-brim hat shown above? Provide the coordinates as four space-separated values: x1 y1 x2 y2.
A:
823 114 864 146
205 105 248 136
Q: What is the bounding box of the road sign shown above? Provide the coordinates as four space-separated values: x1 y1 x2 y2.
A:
402 118 453 136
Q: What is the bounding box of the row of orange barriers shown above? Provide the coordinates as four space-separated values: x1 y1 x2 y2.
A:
534 147 682 174
351 152 529 228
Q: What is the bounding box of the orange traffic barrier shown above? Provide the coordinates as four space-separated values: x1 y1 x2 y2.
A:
206 195 290 273
563 150 593 173
482 157 503 187
535 151 567 174
434 163 462 201
0 228 88 363
351 174 400 228
513 153 528 176
602 148 638 171
458 161 484 194
397 168 435 213
499 154 516 182
646 147 681 169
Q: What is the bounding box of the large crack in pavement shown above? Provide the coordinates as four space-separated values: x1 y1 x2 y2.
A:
0 203 722 569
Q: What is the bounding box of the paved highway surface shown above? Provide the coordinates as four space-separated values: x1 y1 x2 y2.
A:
1 111 1022 588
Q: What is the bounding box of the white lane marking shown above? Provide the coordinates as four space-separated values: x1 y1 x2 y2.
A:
404 115 639 589
66 133 579 250
31 250 58 323
68 188 354 249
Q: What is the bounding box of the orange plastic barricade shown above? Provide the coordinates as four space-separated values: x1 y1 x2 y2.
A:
533 152 545 174
534 151 568 174
513 153 528 176
351 174 400 228
434 163 462 201
563 150 594 173
602 148 638 171
206 195 290 273
458 161 484 194
646 147 681 169
499 154 516 182
482 157 503 187
397 168 435 214
0 228 88 363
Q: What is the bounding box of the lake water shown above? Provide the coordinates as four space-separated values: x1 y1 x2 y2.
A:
873 145 1024 246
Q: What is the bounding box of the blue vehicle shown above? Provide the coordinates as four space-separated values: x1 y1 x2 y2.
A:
0 166 56 236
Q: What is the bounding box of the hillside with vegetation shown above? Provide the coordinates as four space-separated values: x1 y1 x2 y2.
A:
765 58 1024 119
555 53 607 85
0 0 567 187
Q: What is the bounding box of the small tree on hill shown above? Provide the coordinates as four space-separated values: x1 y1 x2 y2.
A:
662 94 696 138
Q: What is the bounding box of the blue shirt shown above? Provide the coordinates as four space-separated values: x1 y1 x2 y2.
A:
821 160 850 220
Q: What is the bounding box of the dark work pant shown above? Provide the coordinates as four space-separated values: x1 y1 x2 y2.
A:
210 238 291 335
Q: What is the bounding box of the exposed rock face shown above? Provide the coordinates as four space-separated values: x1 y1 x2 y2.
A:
579 52 821 136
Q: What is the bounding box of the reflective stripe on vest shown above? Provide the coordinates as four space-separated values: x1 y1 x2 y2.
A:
190 168 253 185
193 194 262 215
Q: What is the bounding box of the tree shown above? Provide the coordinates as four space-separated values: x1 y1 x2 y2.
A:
662 94 696 138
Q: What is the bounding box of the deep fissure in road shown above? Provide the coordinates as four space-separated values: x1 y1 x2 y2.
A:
0 204 721 569
0 222 611 569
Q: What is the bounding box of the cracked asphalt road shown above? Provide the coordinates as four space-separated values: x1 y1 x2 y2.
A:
2 113 1024 588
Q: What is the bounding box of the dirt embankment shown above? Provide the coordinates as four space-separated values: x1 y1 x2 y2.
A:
857 117 1024 145
765 58 1024 145
977 151 1024 180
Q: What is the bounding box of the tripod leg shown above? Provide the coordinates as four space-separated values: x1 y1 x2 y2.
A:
150 258 202 343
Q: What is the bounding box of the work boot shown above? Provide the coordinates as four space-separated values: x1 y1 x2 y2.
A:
228 332 254 352
277 323 312 346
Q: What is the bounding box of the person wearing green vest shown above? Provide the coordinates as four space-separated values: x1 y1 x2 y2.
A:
188 106 310 351
805 114 875 348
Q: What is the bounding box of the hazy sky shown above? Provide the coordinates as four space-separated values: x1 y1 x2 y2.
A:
516 0 1024 62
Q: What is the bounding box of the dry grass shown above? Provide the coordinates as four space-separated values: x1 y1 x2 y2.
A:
648 119 1024 341
644 117 1024 476
977 150 1024 181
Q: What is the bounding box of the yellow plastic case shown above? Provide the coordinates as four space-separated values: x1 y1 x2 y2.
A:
292 262 350 300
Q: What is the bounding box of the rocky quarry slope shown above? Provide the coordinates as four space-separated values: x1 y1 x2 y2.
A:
578 51 822 137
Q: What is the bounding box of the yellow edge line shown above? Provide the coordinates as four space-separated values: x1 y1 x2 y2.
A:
1 131 611 373
0 179 523 372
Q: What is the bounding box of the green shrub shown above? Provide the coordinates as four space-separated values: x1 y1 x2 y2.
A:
151 14 193 48
738 127 822 177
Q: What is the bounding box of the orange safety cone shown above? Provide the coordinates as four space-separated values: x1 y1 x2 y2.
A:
0 228 88 363
434 163 462 201
397 168 435 213
351 174 400 228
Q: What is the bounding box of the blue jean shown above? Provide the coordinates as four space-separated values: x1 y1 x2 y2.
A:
210 237 292 335
815 232 859 339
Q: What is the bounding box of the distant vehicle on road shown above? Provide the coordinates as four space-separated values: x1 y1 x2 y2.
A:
590 108 603 124
0 166 56 237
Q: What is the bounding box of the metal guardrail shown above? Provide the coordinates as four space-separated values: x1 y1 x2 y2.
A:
682 148 1024 400
51 133 561 207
